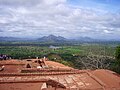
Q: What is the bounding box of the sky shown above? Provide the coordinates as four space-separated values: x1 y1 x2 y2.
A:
0 0 120 40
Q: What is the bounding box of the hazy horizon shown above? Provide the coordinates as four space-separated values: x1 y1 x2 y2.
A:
0 0 120 40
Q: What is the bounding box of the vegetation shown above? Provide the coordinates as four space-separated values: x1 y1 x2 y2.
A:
113 46 120 73
0 42 120 73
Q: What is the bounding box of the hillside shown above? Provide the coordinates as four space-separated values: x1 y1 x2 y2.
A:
37 35 67 43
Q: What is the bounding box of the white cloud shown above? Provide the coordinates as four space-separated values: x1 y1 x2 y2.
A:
0 0 120 39
104 30 111 34
43 0 66 5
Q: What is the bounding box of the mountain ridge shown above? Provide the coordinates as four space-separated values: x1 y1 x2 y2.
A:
37 35 67 43
0 35 120 43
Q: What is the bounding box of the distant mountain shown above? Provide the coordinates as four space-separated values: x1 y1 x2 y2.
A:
37 35 67 43
75 37 96 42
0 37 21 41
0 37 33 42
0 35 119 44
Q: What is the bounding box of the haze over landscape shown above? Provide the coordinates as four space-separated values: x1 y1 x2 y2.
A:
0 0 120 40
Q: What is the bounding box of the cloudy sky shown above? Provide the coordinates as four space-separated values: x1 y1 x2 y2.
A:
0 0 120 39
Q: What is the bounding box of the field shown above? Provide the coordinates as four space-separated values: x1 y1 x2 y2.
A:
0 44 115 58
0 42 119 72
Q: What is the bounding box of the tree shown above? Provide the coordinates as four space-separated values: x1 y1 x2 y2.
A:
115 46 120 73
115 46 120 60
76 55 113 70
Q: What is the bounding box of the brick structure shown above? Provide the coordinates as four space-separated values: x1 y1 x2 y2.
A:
0 59 120 90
